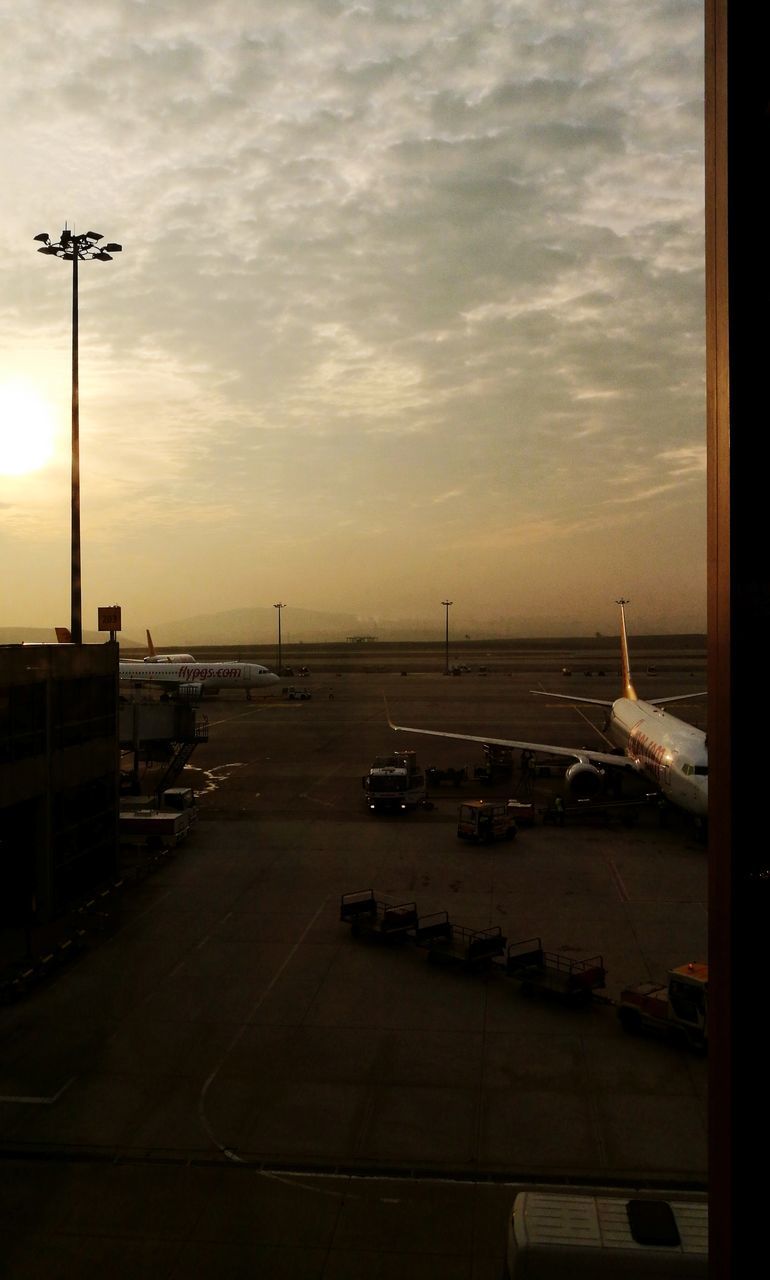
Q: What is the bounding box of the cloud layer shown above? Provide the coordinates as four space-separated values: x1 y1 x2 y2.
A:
0 0 706 635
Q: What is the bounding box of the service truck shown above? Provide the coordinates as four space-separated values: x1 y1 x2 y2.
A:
118 808 193 851
617 961 707 1048
362 750 431 812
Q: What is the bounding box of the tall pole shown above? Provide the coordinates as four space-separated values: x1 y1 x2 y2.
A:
442 599 453 674
274 602 285 675
34 227 122 645
71 249 81 644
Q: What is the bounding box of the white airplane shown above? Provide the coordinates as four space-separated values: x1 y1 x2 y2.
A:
119 658 280 701
142 629 196 664
388 600 708 820
55 626 279 700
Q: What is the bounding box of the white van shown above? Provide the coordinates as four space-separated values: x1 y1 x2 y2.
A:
504 1189 708 1278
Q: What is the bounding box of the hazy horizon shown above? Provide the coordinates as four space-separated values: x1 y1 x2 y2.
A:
1 2 705 639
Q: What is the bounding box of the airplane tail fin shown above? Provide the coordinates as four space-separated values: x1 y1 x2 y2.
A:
146 629 155 657
617 598 638 701
55 626 72 643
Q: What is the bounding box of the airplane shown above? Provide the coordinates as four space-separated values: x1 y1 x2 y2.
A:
119 658 280 701
55 627 279 700
388 600 708 820
142 629 196 663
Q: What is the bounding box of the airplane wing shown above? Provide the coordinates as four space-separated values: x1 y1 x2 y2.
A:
530 689 613 708
385 705 635 772
646 692 707 706
531 688 707 709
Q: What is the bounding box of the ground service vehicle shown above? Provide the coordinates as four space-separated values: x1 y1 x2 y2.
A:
543 796 650 827
506 799 536 825
160 787 197 816
617 962 707 1048
363 750 430 812
414 913 507 968
340 890 418 941
426 764 467 788
473 743 513 785
505 937 607 1005
504 1189 707 1278
283 686 311 699
118 808 193 851
457 800 517 843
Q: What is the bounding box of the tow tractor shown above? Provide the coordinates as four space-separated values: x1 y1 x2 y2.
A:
617 962 708 1048
457 800 517 843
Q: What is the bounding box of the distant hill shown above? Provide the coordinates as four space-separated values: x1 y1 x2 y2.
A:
117 605 707 647
134 607 389 646
4 606 707 649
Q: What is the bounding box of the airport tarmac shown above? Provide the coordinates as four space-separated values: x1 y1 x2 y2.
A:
0 652 708 1277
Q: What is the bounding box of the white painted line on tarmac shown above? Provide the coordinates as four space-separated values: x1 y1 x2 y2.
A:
607 858 630 903
197 897 330 1162
0 1076 76 1106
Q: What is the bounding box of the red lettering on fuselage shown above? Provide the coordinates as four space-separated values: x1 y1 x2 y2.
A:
627 724 670 782
179 665 244 681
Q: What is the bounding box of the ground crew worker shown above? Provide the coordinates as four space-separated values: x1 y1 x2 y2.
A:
553 795 565 826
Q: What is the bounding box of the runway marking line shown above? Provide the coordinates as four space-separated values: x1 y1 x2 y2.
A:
197 897 329 1162
0 1076 76 1106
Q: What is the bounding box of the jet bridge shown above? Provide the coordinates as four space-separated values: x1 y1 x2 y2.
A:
119 701 208 795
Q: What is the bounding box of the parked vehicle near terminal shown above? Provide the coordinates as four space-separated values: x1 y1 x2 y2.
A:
160 786 197 815
118 808 193 851
504 1189 708 1278
283 686 311 700
618 962 707 1048
363 750 432 812
457 800 517 843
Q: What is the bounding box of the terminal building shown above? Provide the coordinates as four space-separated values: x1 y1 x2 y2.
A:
0 643 119 934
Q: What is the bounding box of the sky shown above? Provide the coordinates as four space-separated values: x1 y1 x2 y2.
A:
0 0 706 641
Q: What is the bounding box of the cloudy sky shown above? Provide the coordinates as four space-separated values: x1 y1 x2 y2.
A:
0 0 705 640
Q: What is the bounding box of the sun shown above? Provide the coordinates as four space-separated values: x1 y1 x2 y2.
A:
0 382 57 475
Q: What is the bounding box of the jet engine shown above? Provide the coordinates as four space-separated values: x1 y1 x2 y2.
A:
565 760 605 799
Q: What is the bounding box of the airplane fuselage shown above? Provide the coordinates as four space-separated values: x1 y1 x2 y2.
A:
608 697 708 818
119 661 279 693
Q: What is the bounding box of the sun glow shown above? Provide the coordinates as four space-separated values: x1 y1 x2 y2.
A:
0 383 58 476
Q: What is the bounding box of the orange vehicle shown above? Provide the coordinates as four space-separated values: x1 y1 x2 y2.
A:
457 800 517 843
617 962 707 1048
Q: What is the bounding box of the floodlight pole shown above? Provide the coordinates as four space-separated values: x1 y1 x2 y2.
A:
442 599 453 674
274 602 285 676
71 249 81 645
34 227 122 645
